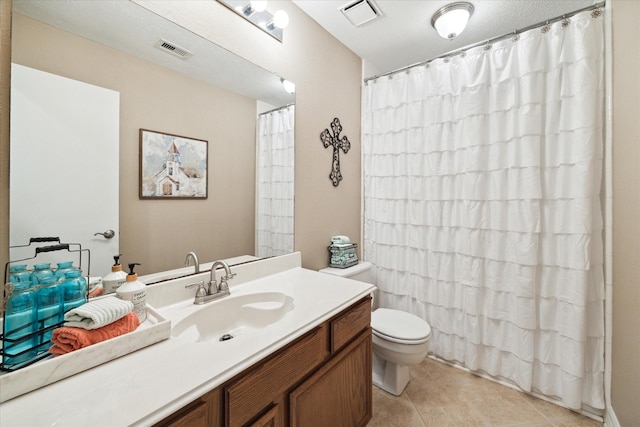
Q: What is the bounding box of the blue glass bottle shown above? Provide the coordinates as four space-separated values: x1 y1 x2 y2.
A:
54 261 77 282
31 263 55 286
3 283 37 367
8 264 32 285
35 276 63 352
62 270 87 312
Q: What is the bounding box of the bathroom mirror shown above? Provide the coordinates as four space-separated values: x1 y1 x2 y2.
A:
10 0 295 283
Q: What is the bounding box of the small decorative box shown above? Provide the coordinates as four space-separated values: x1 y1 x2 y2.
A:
328 243 359 268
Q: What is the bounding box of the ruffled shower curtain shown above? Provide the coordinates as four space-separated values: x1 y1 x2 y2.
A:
256 105 295 257
363 10 604 412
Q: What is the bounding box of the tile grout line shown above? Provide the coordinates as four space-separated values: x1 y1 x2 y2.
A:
514 388 559 426
403 388 429 427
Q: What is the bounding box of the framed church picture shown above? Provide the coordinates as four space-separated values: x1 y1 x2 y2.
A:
139 129 208 199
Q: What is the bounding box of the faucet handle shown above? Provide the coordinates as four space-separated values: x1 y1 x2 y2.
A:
218 279 229 292
186 280 207 298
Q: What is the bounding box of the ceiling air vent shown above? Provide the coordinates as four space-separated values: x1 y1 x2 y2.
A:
154 39 193 60
340 0 381 27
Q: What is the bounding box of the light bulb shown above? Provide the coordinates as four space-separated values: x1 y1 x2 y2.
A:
250 1 267 12
281 79 295 94
273 10 289 29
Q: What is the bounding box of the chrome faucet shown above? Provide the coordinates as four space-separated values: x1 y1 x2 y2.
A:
185 260 235 305
208 260 236 295
184 251 200 274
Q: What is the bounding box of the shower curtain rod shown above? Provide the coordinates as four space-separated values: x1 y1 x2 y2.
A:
364 1 605 83
258 103 294 116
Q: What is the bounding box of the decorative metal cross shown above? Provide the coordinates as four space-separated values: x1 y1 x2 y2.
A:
320 118 351 187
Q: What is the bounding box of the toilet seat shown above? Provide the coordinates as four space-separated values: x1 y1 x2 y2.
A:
371 308 431 345
372 329 430 345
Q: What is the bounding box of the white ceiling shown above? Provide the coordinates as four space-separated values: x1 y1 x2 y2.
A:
292 0 598 78
12 0 295 107
14 0 600 88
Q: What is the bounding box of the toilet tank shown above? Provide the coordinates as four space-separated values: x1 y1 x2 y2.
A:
319 261 374 284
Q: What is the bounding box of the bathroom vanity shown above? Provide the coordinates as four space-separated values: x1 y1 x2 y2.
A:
156 296 372 426
0 253 375 426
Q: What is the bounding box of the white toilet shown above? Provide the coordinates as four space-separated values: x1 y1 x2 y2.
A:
319 261 432 396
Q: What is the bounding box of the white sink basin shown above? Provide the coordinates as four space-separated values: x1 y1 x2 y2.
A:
171 292 294 343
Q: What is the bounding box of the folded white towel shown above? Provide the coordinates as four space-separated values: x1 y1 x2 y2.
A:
64 297 134 330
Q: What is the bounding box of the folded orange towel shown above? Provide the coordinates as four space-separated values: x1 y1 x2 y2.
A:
88 286 104 298
49 312 140 356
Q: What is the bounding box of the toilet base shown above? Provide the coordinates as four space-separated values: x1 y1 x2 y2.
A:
372 352 411 396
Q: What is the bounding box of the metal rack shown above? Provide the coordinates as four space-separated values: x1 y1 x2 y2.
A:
1 237 90 372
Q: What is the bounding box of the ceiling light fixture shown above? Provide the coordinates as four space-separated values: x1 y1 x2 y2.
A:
431 2 474 40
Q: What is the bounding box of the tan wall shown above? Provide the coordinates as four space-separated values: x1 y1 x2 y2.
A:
134 0 363 271
0 0 11 278
11 13 257 275
611 1 640 425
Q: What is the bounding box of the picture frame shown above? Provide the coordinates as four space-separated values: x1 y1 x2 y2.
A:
139 129 208 199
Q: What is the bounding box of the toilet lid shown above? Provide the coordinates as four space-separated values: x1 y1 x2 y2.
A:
371 308 431 342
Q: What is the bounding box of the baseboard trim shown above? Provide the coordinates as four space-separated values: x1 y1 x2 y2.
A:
604 406 621 427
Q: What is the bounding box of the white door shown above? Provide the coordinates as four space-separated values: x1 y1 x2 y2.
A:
9 64 120 278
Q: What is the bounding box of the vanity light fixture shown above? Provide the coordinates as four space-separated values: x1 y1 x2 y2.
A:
250 1 267 12
431 2 474 40
218 0 289 42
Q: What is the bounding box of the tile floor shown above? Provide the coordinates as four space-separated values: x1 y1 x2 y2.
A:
367 358 603 427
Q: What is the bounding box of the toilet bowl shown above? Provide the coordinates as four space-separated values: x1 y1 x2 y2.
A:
371 308 431 395
319 262 432 396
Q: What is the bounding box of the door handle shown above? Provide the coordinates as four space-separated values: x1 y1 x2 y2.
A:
94 229 115 239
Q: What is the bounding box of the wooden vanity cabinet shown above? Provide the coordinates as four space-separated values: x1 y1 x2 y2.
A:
246 404 279 427
154 297 371 427
289 329 372 427
155 388 222 427
225 324 330 427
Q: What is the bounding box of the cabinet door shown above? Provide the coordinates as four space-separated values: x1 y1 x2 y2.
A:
289 329 372 427
226 325 329 427
154 388 222 427
156 400 209 427
247 404 279 427
163 400 208 427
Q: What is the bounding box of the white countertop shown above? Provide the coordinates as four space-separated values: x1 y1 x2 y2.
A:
0 253 375 426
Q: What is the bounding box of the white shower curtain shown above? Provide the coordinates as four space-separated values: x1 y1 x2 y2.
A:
363 10 604 412
256 104 295 257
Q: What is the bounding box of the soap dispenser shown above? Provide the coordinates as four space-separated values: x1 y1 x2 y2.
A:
103 255 127 294
116 263 147 323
